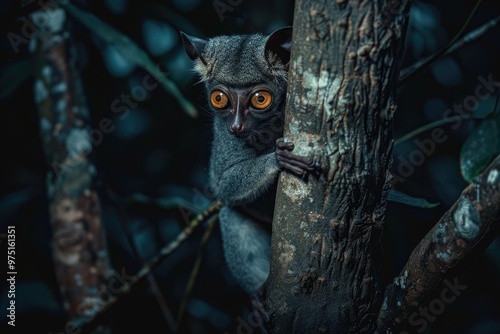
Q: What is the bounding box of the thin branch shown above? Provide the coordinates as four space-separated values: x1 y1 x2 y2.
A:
377 154 500 332
175 215 218 332
75 200 223 334
394 115 474 145
395 92 499 145
111 201 177 332
399 11 499 86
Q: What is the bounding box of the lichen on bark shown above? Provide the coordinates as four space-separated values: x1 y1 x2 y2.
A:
30 7 112 324
267 1 412 333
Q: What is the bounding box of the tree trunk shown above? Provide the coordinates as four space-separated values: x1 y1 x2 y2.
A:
267 1 412 332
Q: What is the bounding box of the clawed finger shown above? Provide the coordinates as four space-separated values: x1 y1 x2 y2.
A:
276 140 294 151
277 160 305 176
276 150 315 170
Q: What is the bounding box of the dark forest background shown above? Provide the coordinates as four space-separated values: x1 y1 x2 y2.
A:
1 0 499 333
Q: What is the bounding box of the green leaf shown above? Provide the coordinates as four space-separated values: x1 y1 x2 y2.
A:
474 95 500 119
63 3 197 118
0 58 32 100
387 190 439 208
460 119 499 182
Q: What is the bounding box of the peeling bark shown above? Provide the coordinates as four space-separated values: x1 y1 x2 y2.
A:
377 154 500 332
267 1 412 332
30 8 112 323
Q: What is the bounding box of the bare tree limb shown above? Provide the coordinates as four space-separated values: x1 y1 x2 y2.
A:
31 7 113 326
377 154 500 332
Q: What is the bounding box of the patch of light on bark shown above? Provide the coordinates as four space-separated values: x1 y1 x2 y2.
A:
453 197 480 241
300 221 309 238
433 223 447 244
42 66 52 83
283 174 309 203
52 82 68 94
30 8 66 33
381 297 388 310
40 118 52 132
286 122 315 156
278 240 296 269
393 270 407 289
488 169 499 185
34 80 48 103
56 99 67 117
323 76 341 122
437 249 454 262
66 128 92 158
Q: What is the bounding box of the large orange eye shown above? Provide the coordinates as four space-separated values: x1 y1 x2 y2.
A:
250 91 272 110
210 90 229 109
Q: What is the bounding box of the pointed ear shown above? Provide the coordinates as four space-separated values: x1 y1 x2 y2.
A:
265 26 293 69
180 32 208 65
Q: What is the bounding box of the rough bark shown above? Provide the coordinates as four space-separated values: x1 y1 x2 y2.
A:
377 154 500 332
267 1 412 332
30 8 112 323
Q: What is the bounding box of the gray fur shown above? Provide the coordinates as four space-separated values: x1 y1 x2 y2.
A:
190 34 288 86
181 28 292 293
219 206 271 293
209 116 281 205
